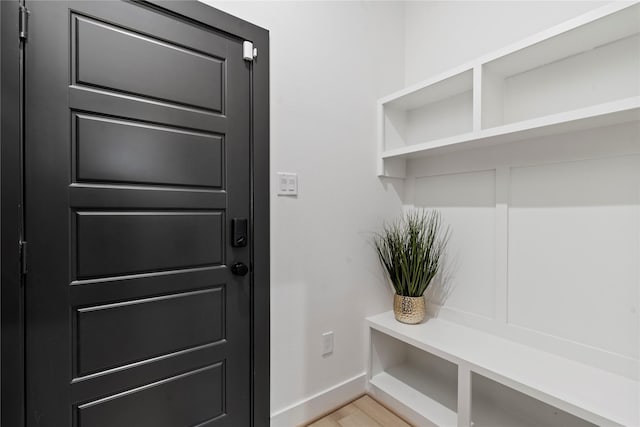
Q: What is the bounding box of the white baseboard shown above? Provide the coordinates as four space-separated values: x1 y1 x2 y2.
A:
270 373 367 427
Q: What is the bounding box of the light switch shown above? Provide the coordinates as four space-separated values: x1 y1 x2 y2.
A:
277 173 298 196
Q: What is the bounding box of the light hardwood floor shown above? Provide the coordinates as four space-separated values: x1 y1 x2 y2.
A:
306 395 412 427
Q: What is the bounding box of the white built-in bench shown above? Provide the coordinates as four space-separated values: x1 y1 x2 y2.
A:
367 311 639 427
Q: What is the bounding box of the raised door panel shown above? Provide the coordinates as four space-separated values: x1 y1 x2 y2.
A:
75 287 225 377
76 364 225 427
75 114 223 188
74 211 224 279
74 15 224 112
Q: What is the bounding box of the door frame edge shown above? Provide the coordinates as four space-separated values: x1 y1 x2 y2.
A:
249 23 270 427
1 0 26 426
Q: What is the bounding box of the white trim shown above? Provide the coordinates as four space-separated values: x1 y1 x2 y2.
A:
457 365 472 427
376 102 385 177
494 167 509 323
269 373 366 427
472 66 482 132
637 161 640 422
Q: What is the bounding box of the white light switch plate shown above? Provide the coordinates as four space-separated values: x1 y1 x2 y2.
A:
277 172 298 196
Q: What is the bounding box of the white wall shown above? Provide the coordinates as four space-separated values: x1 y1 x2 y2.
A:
404 1 640 380
198 1 406 425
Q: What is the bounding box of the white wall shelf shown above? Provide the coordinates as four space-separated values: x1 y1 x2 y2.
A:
382 97 640 160
377 2 640 178
366 311 639 427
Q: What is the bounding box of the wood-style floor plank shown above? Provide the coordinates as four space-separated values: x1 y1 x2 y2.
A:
308 417 342 427
352 395 411 427
328 403 360 422
306 395 411 427
338 411 382 427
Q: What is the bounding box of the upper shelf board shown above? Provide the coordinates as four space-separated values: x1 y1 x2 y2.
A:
381 69 473 111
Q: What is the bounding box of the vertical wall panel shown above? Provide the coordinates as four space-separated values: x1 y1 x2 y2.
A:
508 156 639 359
414 170 496 319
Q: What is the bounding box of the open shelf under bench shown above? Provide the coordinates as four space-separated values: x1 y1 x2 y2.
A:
366 311 639 427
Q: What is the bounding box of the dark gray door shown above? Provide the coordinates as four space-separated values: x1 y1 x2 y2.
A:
25 2 252 425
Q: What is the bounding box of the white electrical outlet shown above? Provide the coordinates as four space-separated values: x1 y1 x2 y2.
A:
277 172 298 196
321 331 334 356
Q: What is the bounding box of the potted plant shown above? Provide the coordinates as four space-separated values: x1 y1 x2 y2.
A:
374 210 450 324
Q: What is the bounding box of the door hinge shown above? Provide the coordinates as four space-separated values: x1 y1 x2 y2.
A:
19 240 28 275
19 5 30 41
242 41 257 62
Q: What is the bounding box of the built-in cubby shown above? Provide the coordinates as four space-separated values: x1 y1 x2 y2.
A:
471 374 596 427
382 70 473 151
366 311 639 427
377 2 640 178
370 330 458 426
481 7 639 128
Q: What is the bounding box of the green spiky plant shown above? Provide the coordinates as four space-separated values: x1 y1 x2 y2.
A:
374 210 450 297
